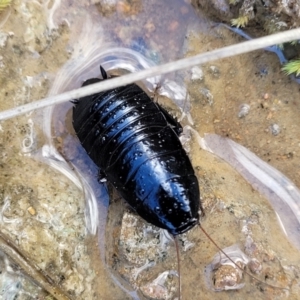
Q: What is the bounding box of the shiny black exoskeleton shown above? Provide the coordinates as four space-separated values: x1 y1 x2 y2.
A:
72 66 201 235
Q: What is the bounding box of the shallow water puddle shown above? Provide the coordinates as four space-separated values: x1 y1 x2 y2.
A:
0 0 299 299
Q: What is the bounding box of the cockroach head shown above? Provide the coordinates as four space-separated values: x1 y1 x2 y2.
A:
82 77 101 87
100 65 108 80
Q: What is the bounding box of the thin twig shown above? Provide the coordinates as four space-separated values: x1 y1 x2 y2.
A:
0 231 73 300
0 28 299 121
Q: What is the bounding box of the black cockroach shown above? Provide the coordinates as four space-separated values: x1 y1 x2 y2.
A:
72 66 285 298
72 65 203 236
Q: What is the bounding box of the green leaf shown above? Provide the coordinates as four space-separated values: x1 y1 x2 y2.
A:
282 60 300 77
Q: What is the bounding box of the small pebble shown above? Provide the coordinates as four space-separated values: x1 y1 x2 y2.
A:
0 32 9 48
264 93 269 100
238 104 250 118
191 66 204 81
213 265 241 290
209 65 220 78
248 258 262 274
270 123 280 136
200 88 213 105
27 206 36 215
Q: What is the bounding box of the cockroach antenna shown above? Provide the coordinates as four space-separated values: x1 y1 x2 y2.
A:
100 65 108 79
151 80 162 103
173 235 181 300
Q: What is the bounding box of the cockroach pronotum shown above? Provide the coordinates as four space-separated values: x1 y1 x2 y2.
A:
72 66 285 299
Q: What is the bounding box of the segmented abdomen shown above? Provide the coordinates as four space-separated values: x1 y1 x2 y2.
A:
73 83 200 234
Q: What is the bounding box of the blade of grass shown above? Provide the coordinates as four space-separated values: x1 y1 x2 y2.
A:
0 231 73 300
282 60 300 76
